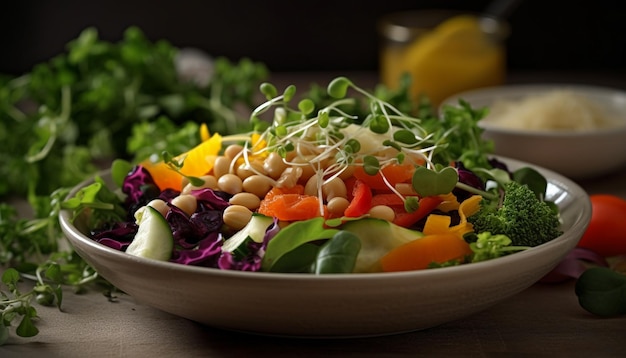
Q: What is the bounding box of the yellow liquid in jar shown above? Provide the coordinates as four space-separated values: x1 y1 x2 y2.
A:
381 15 506 107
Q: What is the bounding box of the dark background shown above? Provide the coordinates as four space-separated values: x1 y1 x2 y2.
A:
1 0 625 77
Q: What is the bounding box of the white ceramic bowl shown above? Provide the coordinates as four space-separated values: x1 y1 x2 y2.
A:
441 84 626 179
59 157 590 338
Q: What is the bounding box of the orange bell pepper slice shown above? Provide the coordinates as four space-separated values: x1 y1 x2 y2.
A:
380 233 473 272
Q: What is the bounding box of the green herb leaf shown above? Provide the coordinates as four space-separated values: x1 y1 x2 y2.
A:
345 138 361 154
404 196 420 213
111 159 134 188
283 85 296 102
362 156 380 175
575 267 626 317
327 77 352 99
369 114 390 134
16 313 39 338
260 82 278 99
393 129 418 145
412 166 458 197
298 98 315 115
513 167 548 200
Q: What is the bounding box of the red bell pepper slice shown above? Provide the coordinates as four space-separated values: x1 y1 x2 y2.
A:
371 193 418 207
393 195 443 228
344 179 372 217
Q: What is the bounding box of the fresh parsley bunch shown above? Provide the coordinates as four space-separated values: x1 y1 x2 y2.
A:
0 26 268 343
0 26 268 201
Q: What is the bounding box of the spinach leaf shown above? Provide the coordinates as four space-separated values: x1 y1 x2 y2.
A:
267 243 320 273
313 231 361 274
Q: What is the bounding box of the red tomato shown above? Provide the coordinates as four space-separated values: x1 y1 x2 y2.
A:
576 194 626 257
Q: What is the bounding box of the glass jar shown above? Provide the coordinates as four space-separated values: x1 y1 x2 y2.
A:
378 10 509 107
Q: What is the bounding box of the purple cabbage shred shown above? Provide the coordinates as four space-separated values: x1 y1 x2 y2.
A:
94 165 284 272
454 161 485 201
122 166 160 205
191 188 231 210
171 232 224 266
91 222 138 251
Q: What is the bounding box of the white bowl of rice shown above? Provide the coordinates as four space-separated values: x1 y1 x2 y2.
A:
441 84 626 179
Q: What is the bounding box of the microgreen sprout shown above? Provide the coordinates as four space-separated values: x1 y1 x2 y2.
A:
232 77 476 215
411 165 459 198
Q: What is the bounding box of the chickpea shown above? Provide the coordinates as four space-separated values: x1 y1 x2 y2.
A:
304 174 322 197
263 152 288 179
147 199 169 217
322 177 347 201
327 197 350 217
236 160 265 180
224 144 244 160
222 205 253 230
283 150 297 161
170 194 198 216
276 167 302 188
304 176 347 201
368 205 396 222
180 176 190 190
242 175 273 198
289 155 317 183
212 156 232 179
181 175 218 194
229 192 261 210
217 173 243 195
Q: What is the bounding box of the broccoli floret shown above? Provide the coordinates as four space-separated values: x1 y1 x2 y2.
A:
468 181 562 247
469 232 530 262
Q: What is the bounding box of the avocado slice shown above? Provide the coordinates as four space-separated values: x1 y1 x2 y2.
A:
341 218 424 273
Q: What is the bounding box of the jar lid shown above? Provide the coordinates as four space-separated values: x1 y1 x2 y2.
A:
378 10 509 43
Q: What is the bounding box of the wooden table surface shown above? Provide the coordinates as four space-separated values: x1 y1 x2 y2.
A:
2 71 626 358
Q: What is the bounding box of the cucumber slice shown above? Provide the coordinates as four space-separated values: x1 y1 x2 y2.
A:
222 214 274 254
126 206 174 261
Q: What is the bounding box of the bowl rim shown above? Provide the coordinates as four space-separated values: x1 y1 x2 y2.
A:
478 121 626 137
441 83 626 136
59 155 591 282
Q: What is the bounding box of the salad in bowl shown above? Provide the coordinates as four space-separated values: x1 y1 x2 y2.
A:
58 76 589 337
62 77 565 275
